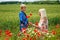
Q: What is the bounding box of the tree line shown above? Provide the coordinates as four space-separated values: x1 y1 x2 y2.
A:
0 1 60 4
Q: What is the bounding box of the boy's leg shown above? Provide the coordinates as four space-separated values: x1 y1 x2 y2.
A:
20 24 24 31
20 24 28 31
20 26 22 31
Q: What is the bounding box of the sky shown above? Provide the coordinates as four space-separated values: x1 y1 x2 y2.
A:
0 0 40 2
0 0 59 2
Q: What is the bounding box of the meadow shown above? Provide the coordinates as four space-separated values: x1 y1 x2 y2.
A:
0 4 60 40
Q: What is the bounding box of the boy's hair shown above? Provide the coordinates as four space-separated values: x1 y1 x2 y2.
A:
20 4 26 9
39 8 47 18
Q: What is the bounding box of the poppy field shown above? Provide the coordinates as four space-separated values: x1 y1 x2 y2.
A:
0 4 60 40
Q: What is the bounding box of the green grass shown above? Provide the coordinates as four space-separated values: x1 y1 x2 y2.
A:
0 4 60 40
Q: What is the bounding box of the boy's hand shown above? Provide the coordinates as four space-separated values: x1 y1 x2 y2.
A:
29 22 32 25
29 22 40 29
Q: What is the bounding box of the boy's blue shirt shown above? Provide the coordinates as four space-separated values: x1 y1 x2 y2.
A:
19 11 28 28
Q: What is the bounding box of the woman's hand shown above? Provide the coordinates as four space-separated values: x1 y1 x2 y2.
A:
43 17 47 23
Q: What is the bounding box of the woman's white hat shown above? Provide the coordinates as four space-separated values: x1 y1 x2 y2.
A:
39 8 47 18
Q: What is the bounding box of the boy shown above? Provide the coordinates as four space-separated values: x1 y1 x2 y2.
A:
19 4 28 31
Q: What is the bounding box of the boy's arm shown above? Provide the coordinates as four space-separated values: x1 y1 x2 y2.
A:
29 22 40 28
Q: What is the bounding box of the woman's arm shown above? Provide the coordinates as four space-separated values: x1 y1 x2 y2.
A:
28 22 40 29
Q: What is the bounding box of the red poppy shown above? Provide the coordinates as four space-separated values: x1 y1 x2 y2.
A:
0 30 2 33
22 38 27 40
0 30 2 36
24 33 30 38
8 33 12 37
17 32 20 36
26 16 30 18
5 30 12 37
42 29 48 33
4 37 9 40
30 13 32 16
37 32 41 37
26 34 30 38
51 30 56 35
33 36 36 40
22 28 26 34
34 29 38 33
22 28 26 30
35 22 38 26
56 24 60 28
30 37 33 40
5 30 11 35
